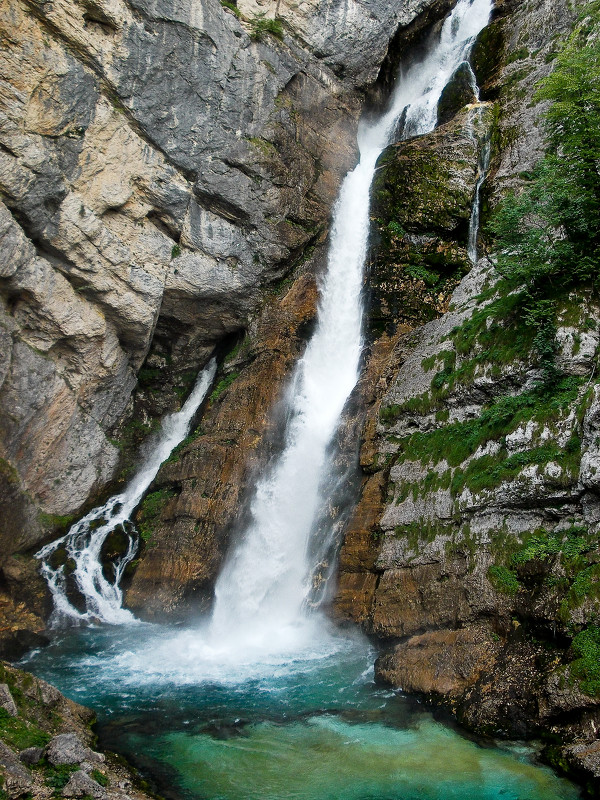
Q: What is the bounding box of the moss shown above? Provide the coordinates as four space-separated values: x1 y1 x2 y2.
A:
392 519 456 550
488 565 521 595
570 625 600 697
247 136 278 158
38 513 77 534
209 372 239 403
453 444 576 496
506 46 530 64
135 488 176 544
0 458 19 486
395 377 582 473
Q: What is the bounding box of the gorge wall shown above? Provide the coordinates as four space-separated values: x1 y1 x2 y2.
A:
2 0 600 792
0 0 448 630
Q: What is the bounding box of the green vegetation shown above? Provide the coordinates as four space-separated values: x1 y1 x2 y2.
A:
44 764 79 794
38 512 77 533
209 371 239 402
487 6 600 384
249 13 284 41
0 708 51 750
220 0 241 17
91 769 109 787
396 377 581 469
136 488 176 544
488 565 520 595
570 625 600 697
392 519 456 550
171 244 181 259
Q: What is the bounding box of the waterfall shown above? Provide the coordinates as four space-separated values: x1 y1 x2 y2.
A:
209 0 492 651
468 131 491 262
36 359 217 626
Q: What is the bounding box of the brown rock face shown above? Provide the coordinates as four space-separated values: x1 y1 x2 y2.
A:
125 265 320 618
376 628 498 697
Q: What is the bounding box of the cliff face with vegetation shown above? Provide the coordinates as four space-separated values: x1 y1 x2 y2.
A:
332 0 600 789
2 0 600 791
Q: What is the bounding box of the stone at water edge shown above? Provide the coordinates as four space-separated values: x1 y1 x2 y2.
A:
45 732 105 767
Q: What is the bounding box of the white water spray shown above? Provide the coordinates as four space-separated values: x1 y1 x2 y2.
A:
37 359 217 626
209 0 493 652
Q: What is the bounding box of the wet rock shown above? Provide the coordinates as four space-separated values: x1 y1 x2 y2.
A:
0 685 17 717
0 741 33 798
125 267 321 618
367 104 492 335
375 628 498 697
62 770 108 799
437 62 478 126
564 739 600 785
45 733 104 767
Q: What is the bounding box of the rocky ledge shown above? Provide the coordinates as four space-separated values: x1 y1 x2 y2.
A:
0 661 154 800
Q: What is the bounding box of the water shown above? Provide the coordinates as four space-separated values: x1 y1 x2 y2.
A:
210 0 495 654
36 358 217 626
22 624 580 800
468 117 491 262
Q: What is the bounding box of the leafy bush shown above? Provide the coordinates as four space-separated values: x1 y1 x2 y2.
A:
570 625 600 697
250 13 283 41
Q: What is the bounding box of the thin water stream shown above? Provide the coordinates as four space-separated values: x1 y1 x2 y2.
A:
23 1 582 796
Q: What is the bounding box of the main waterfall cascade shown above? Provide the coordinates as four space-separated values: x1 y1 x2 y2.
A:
37 359 217 626
210 0 494 649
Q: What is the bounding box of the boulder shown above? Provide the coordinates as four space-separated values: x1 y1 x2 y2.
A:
62 769 107 799
0 741 32 798
45 734 104 767
18 747 43 767
0 685 17 717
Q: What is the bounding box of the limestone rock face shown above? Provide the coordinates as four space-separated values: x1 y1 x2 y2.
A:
236 0 443 86
1 0 451 552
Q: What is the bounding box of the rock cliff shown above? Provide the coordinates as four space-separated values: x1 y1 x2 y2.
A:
3 0 600 792
0 0 455 633
332 0 600 790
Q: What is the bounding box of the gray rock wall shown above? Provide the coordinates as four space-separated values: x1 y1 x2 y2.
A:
1 0 447 548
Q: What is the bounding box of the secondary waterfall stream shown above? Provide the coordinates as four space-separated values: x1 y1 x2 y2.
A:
36 359 217 626
22 1 580 797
